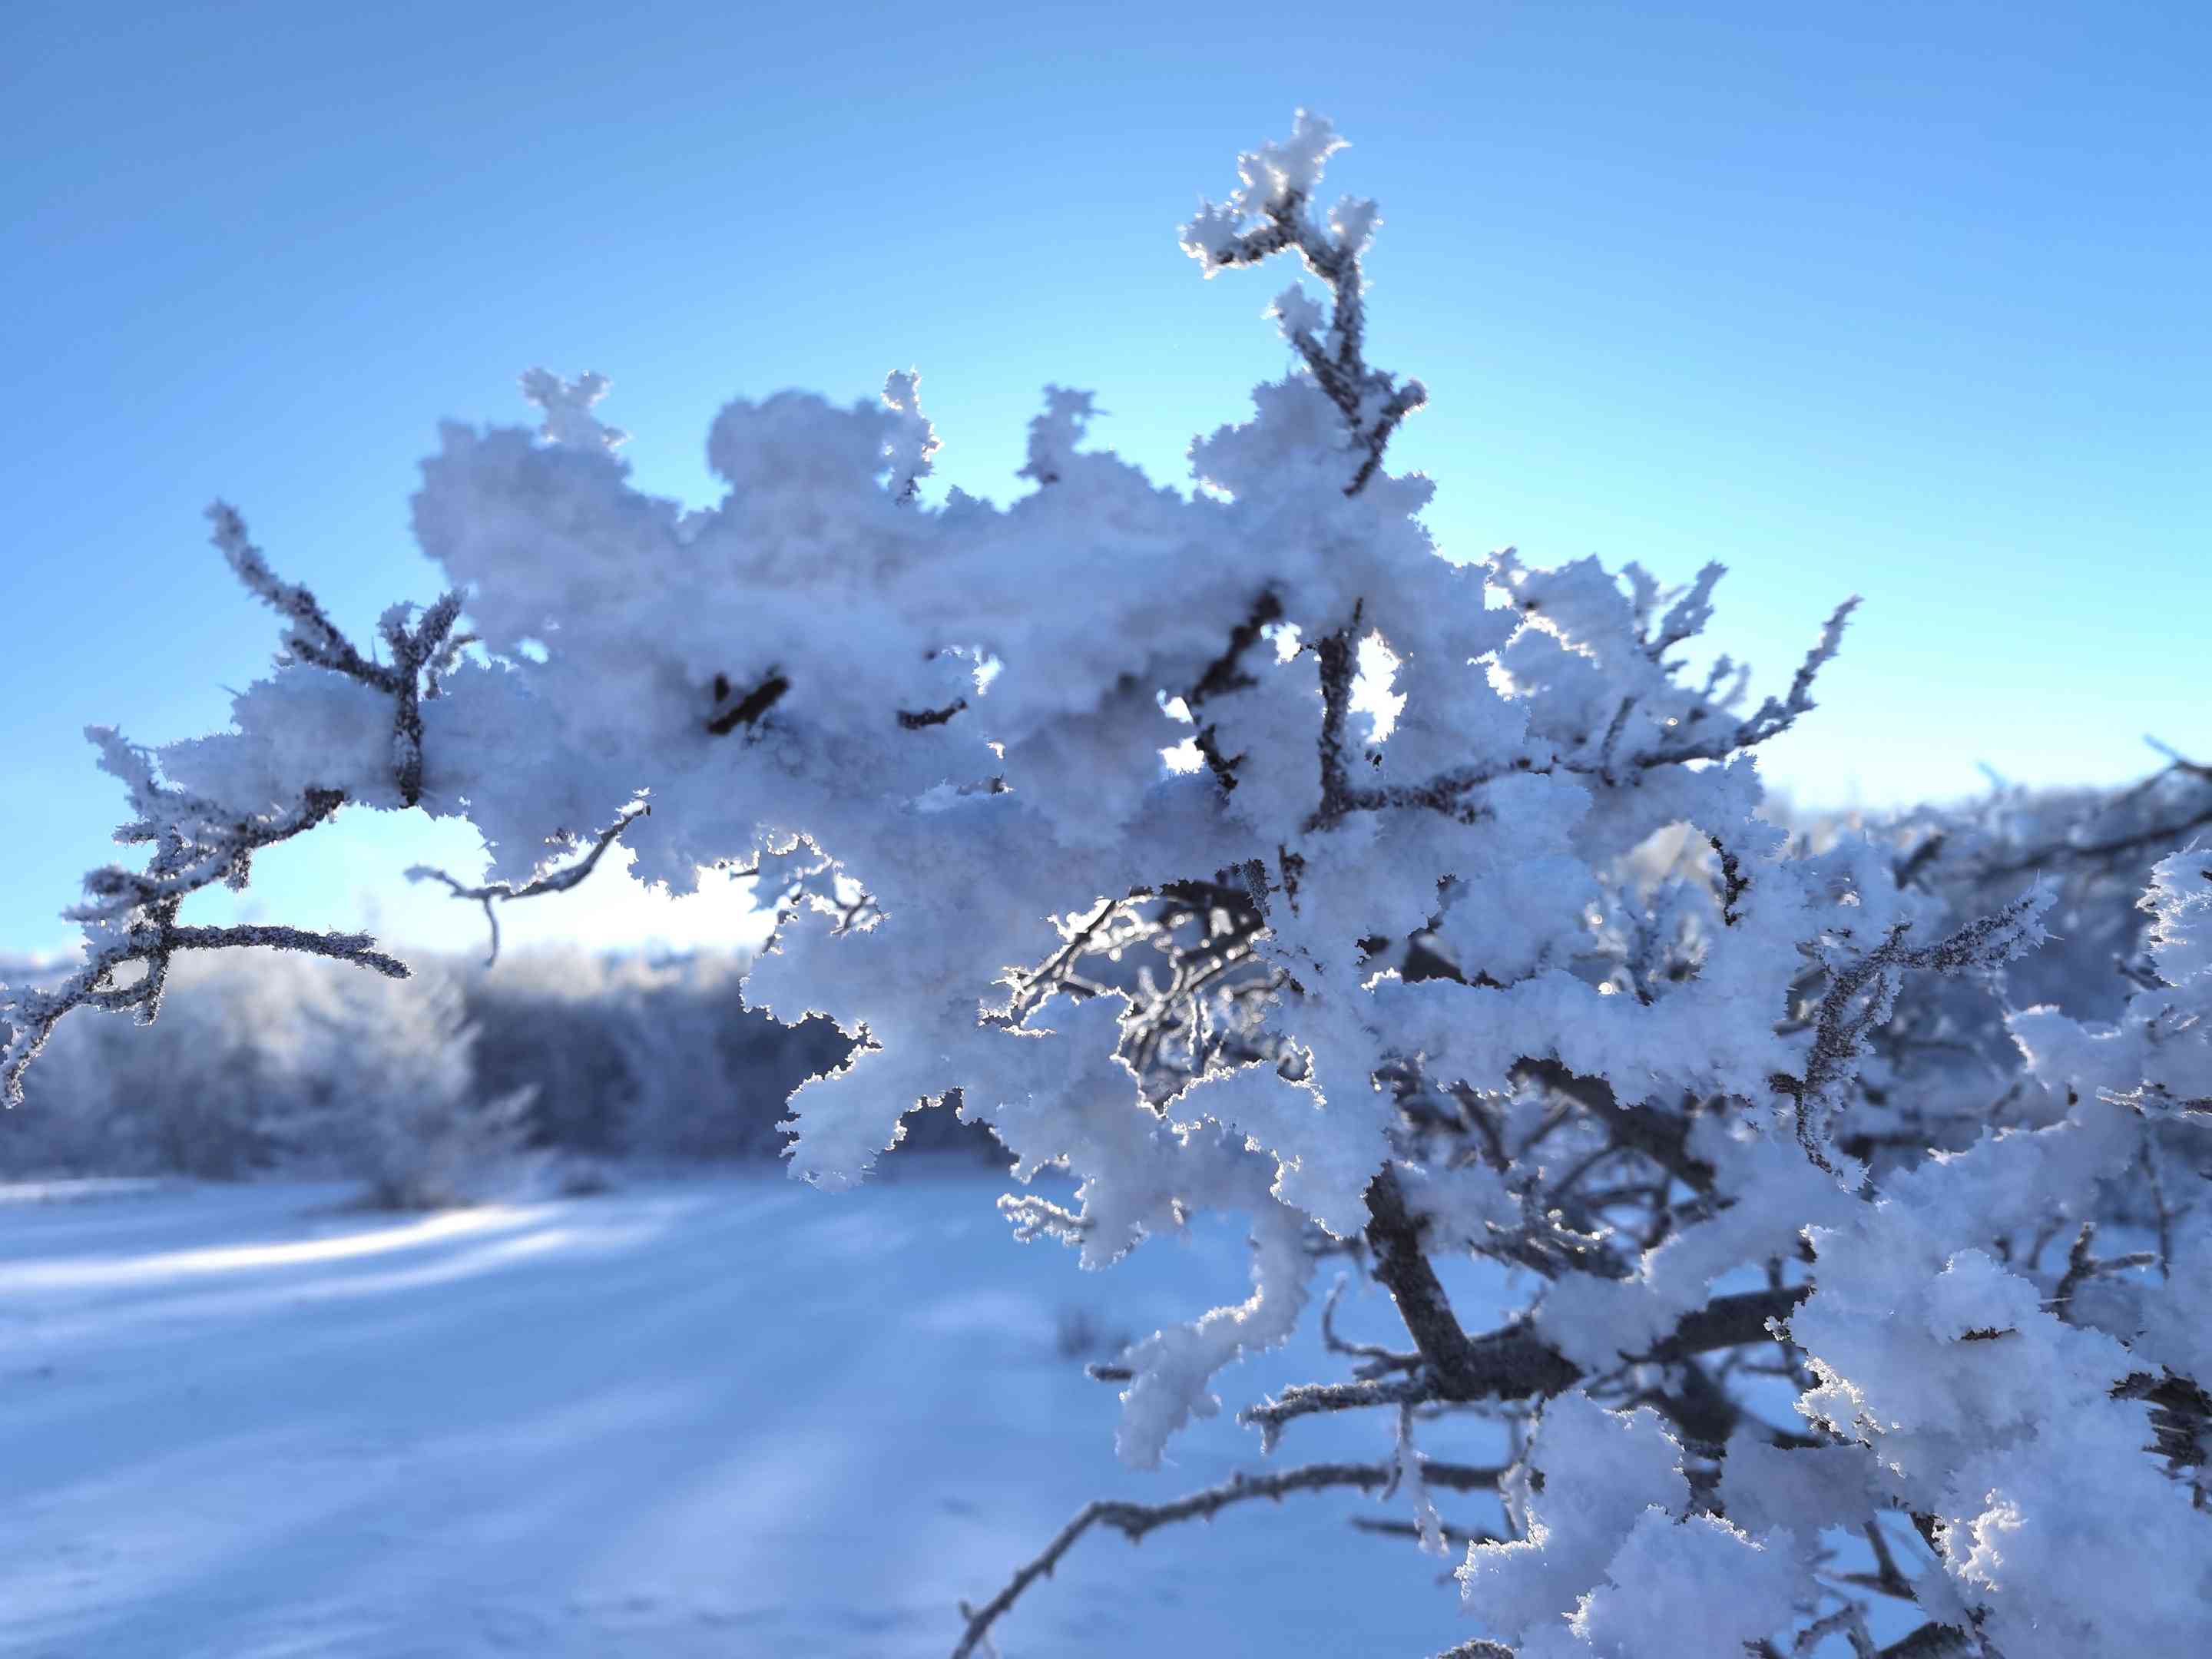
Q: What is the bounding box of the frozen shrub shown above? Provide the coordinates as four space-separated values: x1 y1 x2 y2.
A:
282 964 535 1210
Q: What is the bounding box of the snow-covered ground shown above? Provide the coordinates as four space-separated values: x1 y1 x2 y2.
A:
0 1167 1508 1658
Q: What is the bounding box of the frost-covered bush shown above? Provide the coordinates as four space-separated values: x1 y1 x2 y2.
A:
280 964 536 1210
5 112 2207 1657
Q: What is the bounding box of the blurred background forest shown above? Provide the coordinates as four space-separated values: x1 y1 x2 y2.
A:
0 937 996 1197
7 763 2205 1207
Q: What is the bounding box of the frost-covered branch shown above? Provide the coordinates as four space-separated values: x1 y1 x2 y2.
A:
1181 109 1426 495
1774 886 2052 1169
210 502 464 806
1300 594 1859 834
1 736 406 1105
3 505 485 1093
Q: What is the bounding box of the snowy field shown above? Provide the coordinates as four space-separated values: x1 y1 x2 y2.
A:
0 1168 1508 1658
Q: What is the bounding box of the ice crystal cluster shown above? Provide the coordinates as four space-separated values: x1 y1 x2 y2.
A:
5 114 2207 1658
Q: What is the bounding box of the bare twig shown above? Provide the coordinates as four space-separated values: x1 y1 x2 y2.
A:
1320 1272 1424 1379
1349 1515 1503 1548
951 1459 1503 1658
407 806 649 965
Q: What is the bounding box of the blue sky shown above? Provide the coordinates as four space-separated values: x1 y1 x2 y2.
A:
5 0 2206 959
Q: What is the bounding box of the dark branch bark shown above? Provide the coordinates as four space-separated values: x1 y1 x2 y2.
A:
1364 1164 1495 1386
951 1459 1504 1658
1243 1283 1812 1442
407 806 647 965
1187 591 1286 707
897 698 968 730
1876 1624 1977 1659
707 671 790 735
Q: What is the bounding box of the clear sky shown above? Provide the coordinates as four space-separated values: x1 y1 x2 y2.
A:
5 0 2207 960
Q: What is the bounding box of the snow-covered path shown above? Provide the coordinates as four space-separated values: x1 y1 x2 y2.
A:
0 1171 1501 1657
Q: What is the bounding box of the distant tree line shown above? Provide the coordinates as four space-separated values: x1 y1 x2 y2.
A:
0 943 997 1192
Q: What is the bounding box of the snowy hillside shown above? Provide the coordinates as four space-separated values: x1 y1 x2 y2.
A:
0 1170 1506 1658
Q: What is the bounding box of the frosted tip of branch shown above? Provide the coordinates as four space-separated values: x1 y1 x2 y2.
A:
879 370 939 498
84 725 160 812
1018 387 1100 487
1179 108 1347 273
1239 108 1344 214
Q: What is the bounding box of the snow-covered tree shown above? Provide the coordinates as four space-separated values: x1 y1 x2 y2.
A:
4 113 2206 1657
280 963 536 1210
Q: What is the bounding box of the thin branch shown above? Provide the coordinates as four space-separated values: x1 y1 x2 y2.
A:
2140 1134 2177 1281
897 698 968 730
209 501 392 686
210 503 463 806
406 806 648 966
1243 1281 1813 1443
1348 1513 1504 1548
1976 759 2212 881
164 924 408 976
1320 1272 1424 1379
1312 612 1363 829
1300 598 1856 835
1244 1373 1439 1449
1 770 402 1107
1792 1604 1879 1659
1772 889 2050 1170
4 500 485 1104
950 1459 1503 1658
